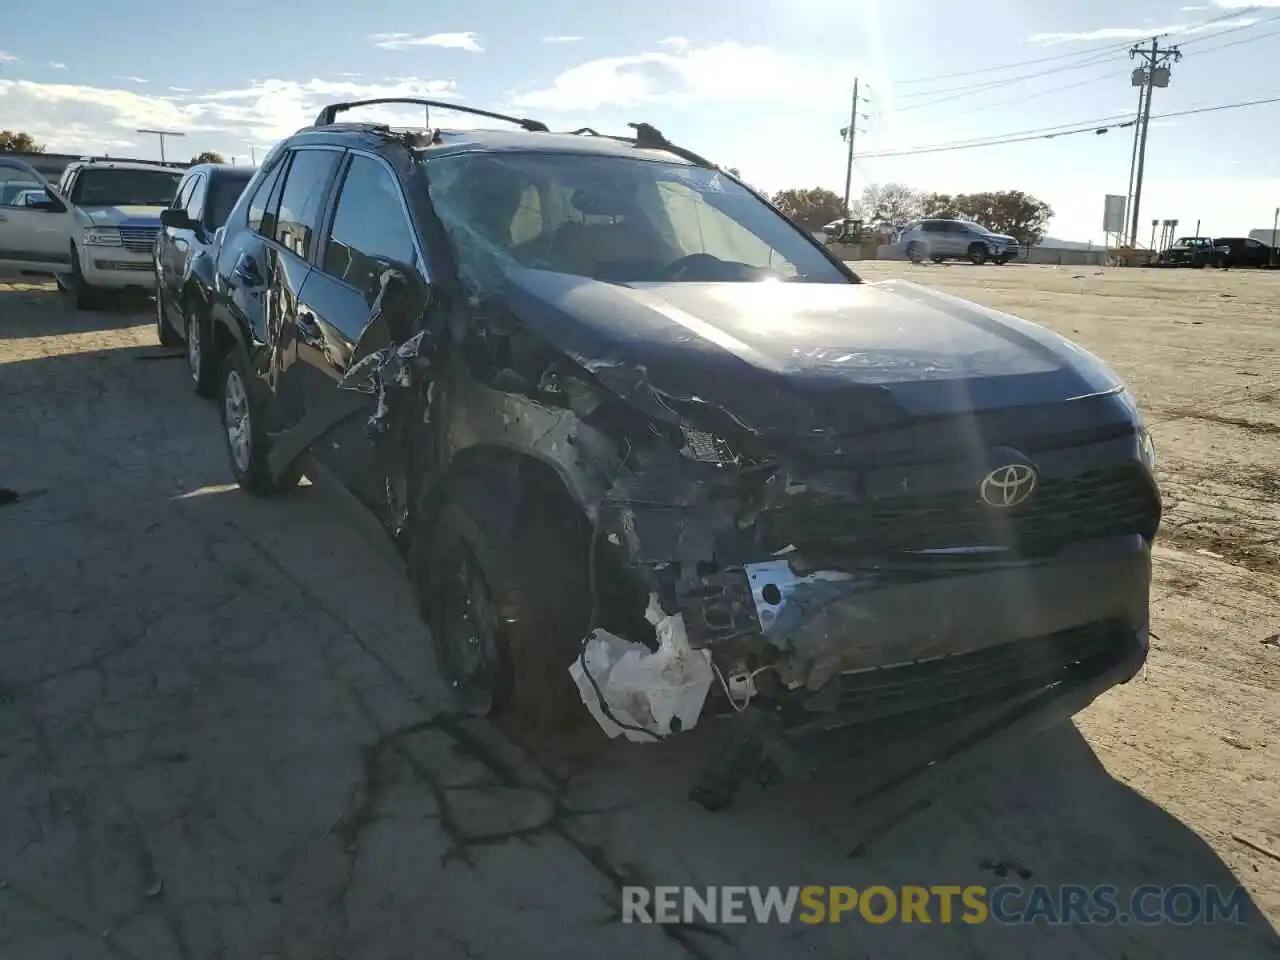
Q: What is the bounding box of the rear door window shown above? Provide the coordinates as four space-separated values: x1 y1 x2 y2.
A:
184 175 207 220
247 162 286 236
272 149 342 261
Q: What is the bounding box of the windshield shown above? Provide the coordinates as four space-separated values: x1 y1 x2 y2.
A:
425 151 848 295
71 168 183 207
208 175 253 228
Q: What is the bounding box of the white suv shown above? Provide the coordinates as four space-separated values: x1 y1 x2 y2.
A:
0 155 184 308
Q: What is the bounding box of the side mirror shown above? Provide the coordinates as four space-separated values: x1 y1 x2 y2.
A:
25 191 66 213
160 208 192 229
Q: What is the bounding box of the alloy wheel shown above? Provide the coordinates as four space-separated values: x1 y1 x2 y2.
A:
224 369 252 472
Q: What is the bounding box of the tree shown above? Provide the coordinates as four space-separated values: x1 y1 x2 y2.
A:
770 187 847 230
0 131 45 153
190 150 227 165
852 183 930 227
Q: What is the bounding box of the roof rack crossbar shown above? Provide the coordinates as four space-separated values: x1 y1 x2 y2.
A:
314 98 549 133
565 122 715 168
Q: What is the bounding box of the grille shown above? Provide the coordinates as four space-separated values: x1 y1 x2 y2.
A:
118 225 160 254
764 466 1158 553
825 620 1121 723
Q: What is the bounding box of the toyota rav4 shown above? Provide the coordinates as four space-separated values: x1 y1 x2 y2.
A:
193 100 1160 808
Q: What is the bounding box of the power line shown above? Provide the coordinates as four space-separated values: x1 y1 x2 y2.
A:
889 40 1133 86
1176 8 1280 46
855 93 1280 159
1185 20 1280 55
914 66 1133 118
894 47 1128 103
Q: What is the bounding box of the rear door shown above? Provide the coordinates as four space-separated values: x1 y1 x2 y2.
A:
289 151 428 516
0 157 74 273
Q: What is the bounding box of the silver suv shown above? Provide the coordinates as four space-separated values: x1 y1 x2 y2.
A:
898 218 1018 265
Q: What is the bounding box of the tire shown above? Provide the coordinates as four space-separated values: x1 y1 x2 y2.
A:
906 242 926 264
66 244 102 311
994 256 1012 265
218 344 301 496
155 284 182 347
968 243 988 265
183 293 218 397
416 477 591 730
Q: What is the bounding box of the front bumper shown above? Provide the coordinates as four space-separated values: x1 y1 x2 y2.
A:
81 251 155 288
687 533 1151 724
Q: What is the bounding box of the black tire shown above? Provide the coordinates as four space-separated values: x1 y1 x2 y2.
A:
994 256 1012 265
155 284 182 347
931 255 945 264
66 244 102 311
968 243 988 265
183 293 218 397
906 242 926 264
416 477 591 730
218 344 301 496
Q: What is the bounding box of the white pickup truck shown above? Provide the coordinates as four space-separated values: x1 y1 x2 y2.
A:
0 154 184 308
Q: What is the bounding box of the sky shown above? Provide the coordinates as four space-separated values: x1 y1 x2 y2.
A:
1 0 1278 243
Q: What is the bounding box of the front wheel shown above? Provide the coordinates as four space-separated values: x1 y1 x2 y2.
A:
968 243 988 265
416 481 591 730
155 285 182 347
906 242 926 264
218 345 301 496
67 244 103 311
184 295 218 397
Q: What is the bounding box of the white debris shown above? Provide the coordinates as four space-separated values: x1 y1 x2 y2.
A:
568 599 714 742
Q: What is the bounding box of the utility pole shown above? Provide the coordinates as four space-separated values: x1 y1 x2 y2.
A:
1127 38 1182 247
1271 206 1278 267
840 80 869 216
1123 79 1146 242
135 128 185 163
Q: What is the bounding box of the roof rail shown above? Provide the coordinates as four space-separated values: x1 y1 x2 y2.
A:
313 98 549 133
566 122 715 168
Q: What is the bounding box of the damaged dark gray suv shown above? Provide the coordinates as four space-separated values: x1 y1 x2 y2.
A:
206 99 1160 809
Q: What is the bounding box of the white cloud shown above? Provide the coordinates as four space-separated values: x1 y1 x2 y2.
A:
1029 16 1257 44
48 61 67 70
168 85 191 92
116 75 150 84
0 74 471 156
369 31 483 52
543 36 583 43
658 36 693 50
0 52 18 62
511 40 853 111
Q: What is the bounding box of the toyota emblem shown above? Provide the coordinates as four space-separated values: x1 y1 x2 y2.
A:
980 463 1037 508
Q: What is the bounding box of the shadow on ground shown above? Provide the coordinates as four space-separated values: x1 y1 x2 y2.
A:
1 343 1275 959
0 281 157 340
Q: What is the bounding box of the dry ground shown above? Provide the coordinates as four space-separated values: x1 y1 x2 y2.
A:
0 265 1277 959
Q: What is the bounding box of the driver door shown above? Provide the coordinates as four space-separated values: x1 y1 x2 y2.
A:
0 157 73 274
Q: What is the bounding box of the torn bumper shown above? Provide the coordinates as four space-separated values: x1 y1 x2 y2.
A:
680 532 1152 728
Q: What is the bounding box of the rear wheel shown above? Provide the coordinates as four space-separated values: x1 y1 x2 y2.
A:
968 243 988 265
218 345 301 496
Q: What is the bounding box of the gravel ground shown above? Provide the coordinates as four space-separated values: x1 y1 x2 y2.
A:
1 267 1276 959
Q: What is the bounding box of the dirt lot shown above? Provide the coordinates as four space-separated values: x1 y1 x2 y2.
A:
1 265 1277 959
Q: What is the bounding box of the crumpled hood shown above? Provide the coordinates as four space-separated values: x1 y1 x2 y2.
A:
502 269 1123 438
78 204 166 226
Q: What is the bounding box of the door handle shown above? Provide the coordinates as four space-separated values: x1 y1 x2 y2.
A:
232 254 262 285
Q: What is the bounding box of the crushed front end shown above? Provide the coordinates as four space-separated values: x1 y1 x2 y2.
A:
571 388 1161 804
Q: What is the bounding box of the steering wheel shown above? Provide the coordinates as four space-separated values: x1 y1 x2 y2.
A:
663 253 726 280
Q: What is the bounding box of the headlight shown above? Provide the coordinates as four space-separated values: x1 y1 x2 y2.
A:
84 228 121 246
1138 424 1156 471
